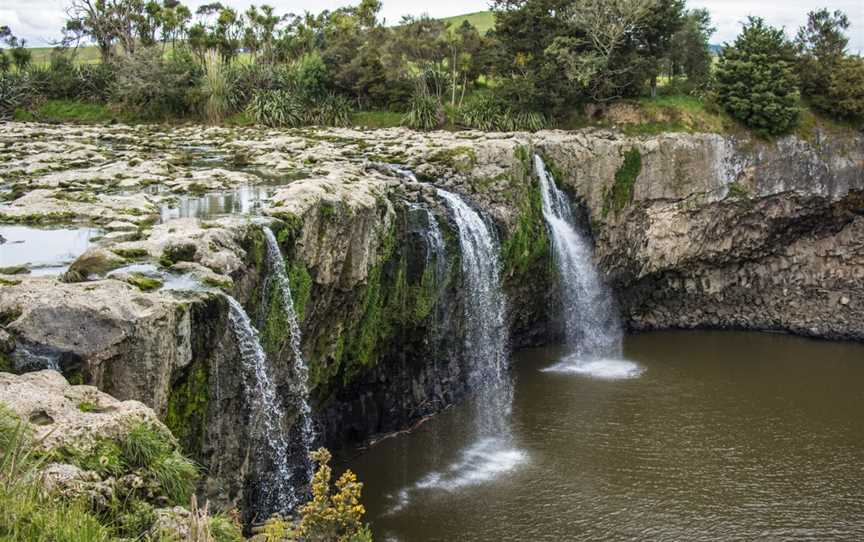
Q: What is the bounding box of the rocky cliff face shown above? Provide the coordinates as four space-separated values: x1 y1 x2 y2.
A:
2 121 861 518
532 131 864 339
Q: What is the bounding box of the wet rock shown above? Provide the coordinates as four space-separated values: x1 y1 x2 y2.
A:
62 248 126 283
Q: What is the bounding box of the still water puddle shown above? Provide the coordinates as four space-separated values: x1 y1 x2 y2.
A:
158 186 271 223
0 226 99 273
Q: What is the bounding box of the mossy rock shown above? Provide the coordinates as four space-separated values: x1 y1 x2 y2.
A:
159 243 197 268
602 147 642 217
0 265 30 275
126 273 163 292
62 248 126 283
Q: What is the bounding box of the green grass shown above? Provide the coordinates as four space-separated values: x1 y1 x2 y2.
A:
441 11 495 34
14 100 136 124
26 46 102 67
351 110 404 129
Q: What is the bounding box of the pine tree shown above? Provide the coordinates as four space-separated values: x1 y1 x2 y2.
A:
716 17 800 135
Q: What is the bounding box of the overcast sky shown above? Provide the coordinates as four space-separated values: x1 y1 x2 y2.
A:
2 0 863 52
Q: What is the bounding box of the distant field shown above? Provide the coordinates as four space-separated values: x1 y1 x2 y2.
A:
27 45 101 65
441 11 495 34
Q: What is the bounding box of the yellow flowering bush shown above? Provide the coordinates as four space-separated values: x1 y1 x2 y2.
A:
264 447 372 542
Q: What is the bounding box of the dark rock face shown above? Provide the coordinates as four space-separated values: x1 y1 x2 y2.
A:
601 193 864 340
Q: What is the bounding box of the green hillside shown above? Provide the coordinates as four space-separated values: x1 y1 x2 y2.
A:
441 11 495 34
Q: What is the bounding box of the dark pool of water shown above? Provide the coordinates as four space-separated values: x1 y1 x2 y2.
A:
343 331 864 541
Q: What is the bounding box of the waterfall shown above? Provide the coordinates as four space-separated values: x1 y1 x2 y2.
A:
261 227 316 490
433 189 524 484
225 295 294 512
436 189 509 395
534 154 623 359
534 155 642 379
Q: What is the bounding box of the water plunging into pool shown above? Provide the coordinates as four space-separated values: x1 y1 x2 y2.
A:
534 155 641 379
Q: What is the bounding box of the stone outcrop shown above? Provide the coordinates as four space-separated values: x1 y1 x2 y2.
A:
0 369 162 450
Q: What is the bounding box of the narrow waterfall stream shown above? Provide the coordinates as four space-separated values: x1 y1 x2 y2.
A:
225 295 294 512
261 227 316 491
381 190 525 509
534 155 642 379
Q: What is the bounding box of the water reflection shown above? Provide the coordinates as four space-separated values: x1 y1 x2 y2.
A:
158 186 271 222
0 226 99 273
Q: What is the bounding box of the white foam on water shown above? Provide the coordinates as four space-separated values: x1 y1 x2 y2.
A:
416 438 527 491
543 356 645 380
384 438 528 515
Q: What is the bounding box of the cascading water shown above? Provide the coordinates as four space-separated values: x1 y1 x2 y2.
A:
399 189 525 496
533 155 642 379
436 190 509 397
225 295 294 512
261 227 316 490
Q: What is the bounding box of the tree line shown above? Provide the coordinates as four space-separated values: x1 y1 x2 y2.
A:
0 0 861 133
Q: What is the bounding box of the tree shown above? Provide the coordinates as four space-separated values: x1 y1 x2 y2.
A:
490 0 576 113
1 27 32 71
244 5 281 63
716 17 800 135
795 9 851 115
547 0 658 102
634 0 685 97
668 8 714 89
64 0 147 61
823 55 864 122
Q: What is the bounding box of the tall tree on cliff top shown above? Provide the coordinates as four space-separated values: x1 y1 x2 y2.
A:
716 17 800 135
668 8 715 89
794 8 863 121
490 0 576 113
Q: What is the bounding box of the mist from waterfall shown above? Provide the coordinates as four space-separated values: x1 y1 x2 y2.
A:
534 155 642 379
261 227 316 497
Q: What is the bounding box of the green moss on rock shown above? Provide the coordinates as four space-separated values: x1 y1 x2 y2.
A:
165 362 209 461
127 273 163 292
603 148 642 217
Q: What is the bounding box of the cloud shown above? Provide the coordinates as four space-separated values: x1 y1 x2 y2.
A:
2 0 862 52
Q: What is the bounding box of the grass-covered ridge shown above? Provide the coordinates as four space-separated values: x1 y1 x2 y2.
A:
0 402 242 541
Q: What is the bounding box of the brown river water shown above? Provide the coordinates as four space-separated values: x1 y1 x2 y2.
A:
342 330 864 541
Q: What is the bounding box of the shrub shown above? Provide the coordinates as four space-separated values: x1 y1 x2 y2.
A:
248 89 305 127
459 93 549 132
262 447 371 542
113 47 200 119
247 90 354 128
402 94 443 131
823 55 864 123
0 72 31 119
311 93 353 127
200 51 230 124
715 17 800 135
76 64 115 103
25 53 114 104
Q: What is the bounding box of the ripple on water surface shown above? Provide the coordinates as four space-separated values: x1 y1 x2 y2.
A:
345 331 864 542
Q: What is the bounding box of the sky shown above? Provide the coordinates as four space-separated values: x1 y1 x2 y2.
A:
2 0 863 52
